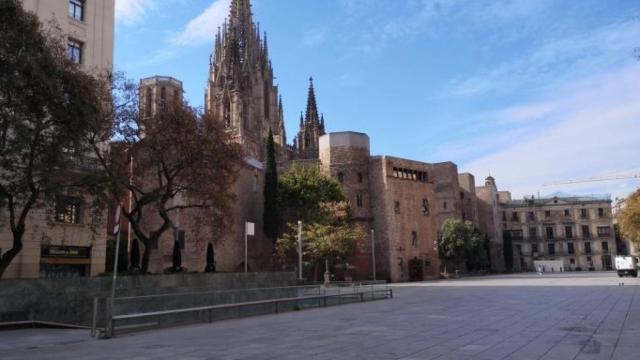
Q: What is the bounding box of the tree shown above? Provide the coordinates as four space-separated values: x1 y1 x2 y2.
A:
263 129 279 243
130 239 141 272
503 230 514 272
277 164 344 224
276 202 361 280
105 237 128 274
438 218 489 274
87 76 243 273
0 0 104 277
205 242 216 272
438 219 469 274
618 189 640 246
171 240 182 272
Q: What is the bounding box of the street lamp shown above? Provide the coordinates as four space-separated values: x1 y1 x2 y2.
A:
297 220 303 281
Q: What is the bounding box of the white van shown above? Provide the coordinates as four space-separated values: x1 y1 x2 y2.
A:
615 256 638 277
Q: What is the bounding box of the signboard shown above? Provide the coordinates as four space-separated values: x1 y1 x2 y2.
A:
113 206 121 235
245 222 255 236
41 245 91 258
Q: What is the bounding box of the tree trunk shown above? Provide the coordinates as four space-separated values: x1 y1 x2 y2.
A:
0 228 24 278
141 238 154 273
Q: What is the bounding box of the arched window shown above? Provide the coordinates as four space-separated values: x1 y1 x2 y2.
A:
358 172 363 183
223 98 231 128
337 172 344 183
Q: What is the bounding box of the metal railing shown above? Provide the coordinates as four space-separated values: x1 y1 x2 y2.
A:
95 283 391 338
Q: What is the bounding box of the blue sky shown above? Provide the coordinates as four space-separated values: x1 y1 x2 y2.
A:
115 0 640 200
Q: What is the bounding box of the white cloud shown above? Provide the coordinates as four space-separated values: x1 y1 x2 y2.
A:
460 65 640 200
115 0 156 26
171 0 231 46
443 19 640 98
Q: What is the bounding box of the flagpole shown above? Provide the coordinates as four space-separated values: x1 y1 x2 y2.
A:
107 206 122 337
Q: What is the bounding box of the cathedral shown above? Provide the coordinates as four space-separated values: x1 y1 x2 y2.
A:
203 0 325 162
139 0 508 281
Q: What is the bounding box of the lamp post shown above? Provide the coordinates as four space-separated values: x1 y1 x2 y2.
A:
297 220 303 281
371 229 376 281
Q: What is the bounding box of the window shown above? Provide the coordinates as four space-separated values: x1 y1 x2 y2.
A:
394 201 400 214
532 243 538 253
511 212 519 222
545 210 551 218
252 174 258 192
358 172 363 183
511 230 523 241
391 167 427 182
502 211 507 221
567 242 575 255
67 39 82 64
356 193 363 208
548 243 555 255
601 241 609 254
545 226 554 240
68 0 84 21
55 196 81 224
460 191 464 200
564 209 570 217
528 212 535 221
598 208 604 218
585 242 592 254
565 226 573 239
411 231 418 247
337 172 344 183
581 209 588 219
443 202 447 210
145 88 152 117
582 225 591 238
421 199 430 216
529 227 537 239
597 226 611 237
570 258 575 265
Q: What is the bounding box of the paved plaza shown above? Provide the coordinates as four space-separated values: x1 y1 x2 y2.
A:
1 272 639 359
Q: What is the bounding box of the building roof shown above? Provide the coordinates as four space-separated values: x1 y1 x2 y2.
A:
503 193 612 207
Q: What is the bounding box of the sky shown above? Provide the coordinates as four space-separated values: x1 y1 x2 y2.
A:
114 0 640 200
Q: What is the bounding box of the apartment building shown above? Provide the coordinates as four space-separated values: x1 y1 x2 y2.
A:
501 194 616 272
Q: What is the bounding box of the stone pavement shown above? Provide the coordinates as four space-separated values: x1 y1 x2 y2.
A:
1 272 639 359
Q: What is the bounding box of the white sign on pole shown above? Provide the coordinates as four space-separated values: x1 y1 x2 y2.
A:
245 222 255 236
113 206 121 235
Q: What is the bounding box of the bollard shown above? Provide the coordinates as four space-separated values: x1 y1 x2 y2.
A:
91 297 98 338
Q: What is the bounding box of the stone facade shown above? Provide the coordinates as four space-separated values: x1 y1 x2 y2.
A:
0 0 114 279
476 177 506 272
500 194 617 271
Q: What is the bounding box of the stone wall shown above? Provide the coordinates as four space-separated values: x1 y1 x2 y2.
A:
369 156 440 282
0 272 296 326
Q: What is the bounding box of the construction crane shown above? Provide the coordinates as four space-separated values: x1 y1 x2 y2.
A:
543 174 640 187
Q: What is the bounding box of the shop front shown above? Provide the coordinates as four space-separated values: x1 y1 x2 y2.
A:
39 245 92 278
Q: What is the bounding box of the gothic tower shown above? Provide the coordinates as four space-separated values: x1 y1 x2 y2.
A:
205 0 286 161
295 77 326 159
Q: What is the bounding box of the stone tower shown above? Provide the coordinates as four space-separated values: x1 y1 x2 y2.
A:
139 76 183 119
204 0 285 161
295 77 326 159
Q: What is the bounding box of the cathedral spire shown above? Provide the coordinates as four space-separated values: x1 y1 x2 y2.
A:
305 77 319 125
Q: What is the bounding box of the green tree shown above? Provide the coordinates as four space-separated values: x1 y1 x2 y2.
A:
438 218 469 274
0 0 104 277
277 164 344 224
618 189 640 246
503 230 514 272
276 202 361 280
105 237 128 274
263 129 279 243
438 218 489 274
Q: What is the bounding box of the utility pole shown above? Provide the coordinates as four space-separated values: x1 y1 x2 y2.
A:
297 220 303 281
